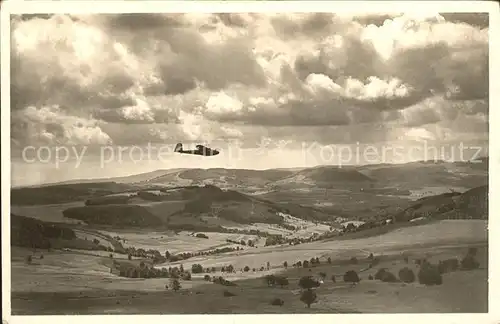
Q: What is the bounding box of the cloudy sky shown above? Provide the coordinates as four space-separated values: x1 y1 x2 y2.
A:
10 12 489 186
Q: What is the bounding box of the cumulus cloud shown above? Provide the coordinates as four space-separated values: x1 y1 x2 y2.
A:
11 12 488 149
11 105 112 146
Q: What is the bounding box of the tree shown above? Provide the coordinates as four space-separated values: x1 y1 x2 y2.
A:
303 260 309 268
327 257 332 264
128 254 132 261
298 276 320 289
398 267 415 283
170 278 181 291
319 272 327 280
179 264 184 273
375 268 398 283
343 270 360 286
192 264 203 274
418 263 443 286
315 257 320 264
266 261 270 270
182 271 192 281
226 264 234 273
283 261 288 269
300 289 317 308
243 266 250 272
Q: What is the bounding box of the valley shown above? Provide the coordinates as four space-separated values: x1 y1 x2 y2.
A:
9 159 489 314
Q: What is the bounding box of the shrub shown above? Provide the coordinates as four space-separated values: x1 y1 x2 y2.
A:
327 257 332 264
264 274 276 286
350 257 358 264
243 266 250 272
398 267 415 283
192 264 203 274
299 276 320 289
418 263 443 286
375 269 398 283
315 257 320 264
374 268 388 280
283 261 288 268
343 270 360 285
128 254 132 261
460 254 480 270
368 274 374 280
303 260 309 268
438 258 459 273
300 289 317 308
270 298 284 306
319 272 327 280
204 275 211 281
275 276 289 288
297 261 302 267
195 233 209 239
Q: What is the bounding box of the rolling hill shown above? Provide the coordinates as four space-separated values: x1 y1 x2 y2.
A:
10 159 488 233
23 184 334 231
393 185 488 222
14 158 488 194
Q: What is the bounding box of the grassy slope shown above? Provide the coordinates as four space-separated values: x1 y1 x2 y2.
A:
11 241 487 314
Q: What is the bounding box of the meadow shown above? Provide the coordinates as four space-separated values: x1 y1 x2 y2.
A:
11 219 488 314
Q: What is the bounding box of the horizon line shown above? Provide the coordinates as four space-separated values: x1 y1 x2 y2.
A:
11 156 489 189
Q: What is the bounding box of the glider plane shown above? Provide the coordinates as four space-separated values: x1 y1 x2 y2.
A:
174 143 220 156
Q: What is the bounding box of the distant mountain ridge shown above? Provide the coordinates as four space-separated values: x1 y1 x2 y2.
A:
16 158 488 191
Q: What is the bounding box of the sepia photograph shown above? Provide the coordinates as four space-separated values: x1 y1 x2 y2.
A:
2 1 497 318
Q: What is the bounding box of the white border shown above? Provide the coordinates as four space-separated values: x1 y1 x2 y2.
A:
2 1 499 324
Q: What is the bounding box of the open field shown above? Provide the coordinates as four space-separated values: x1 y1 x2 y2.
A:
11 202 86 224
11 219 488 314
